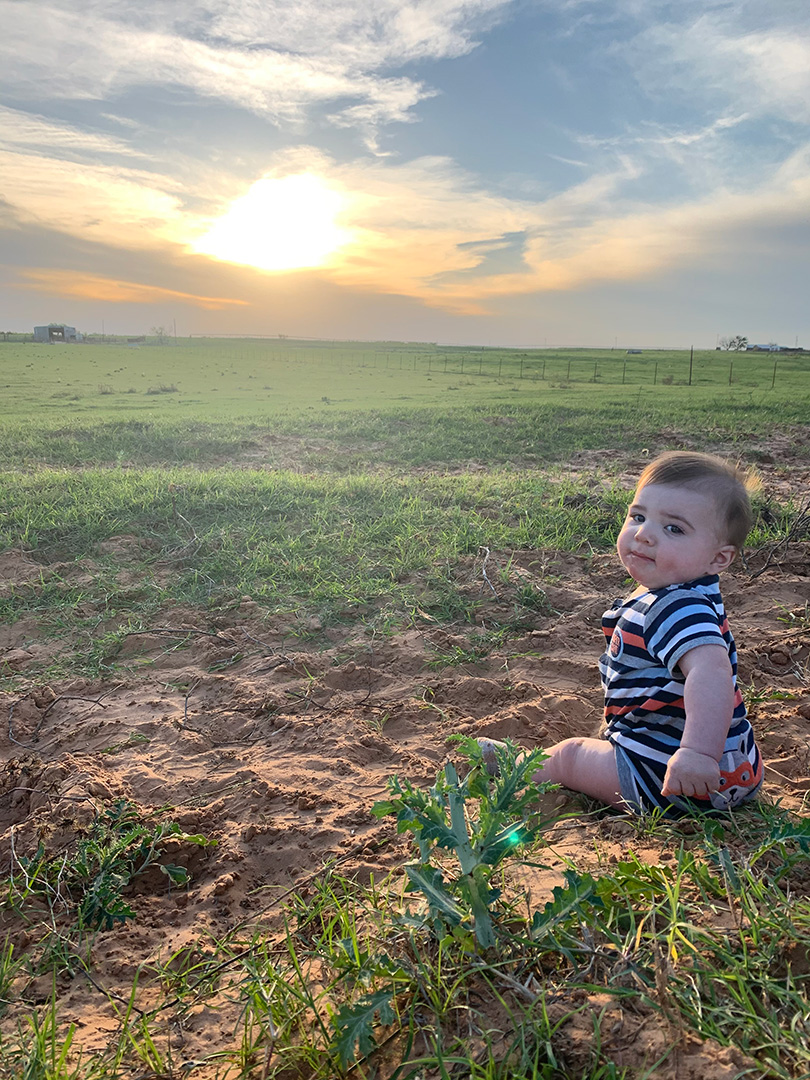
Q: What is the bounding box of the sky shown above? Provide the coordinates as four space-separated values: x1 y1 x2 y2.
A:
1 0 809 347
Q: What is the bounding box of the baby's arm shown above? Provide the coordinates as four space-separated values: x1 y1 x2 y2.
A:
661 644 734 799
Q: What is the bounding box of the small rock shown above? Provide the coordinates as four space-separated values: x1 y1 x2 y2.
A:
1 649 34 670
771 650 791 666
33 687 57 709
307 616 323 631
797 703 810 720
213 873 237 895
609 819 634 837
86 779 113 799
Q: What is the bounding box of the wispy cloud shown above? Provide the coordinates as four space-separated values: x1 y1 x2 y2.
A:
309 145 810 312
0 146 188 249
15 269 248 309
0 106 148 161
0 1 511 143
617 6 810 125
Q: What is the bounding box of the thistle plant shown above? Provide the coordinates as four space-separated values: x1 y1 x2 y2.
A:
372 736 554 949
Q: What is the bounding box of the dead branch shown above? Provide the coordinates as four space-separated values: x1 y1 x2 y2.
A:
478 545 499 597
184 678 201 720
117 627 235 642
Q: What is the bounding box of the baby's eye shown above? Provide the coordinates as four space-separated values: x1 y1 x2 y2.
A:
630 513 645 523
664 524 684 535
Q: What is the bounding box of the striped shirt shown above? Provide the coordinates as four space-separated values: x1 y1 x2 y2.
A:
599 575 758 813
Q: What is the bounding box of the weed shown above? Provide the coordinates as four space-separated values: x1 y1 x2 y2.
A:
426 642 491 668
3 799 214 931
373 737 555 949
0 937 20 1016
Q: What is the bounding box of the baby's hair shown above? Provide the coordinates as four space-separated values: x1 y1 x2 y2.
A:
636 451 755 549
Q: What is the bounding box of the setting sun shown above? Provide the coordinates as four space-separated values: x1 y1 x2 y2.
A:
191 173 352 272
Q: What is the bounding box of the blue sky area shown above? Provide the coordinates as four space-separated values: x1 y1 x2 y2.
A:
0 0 808 346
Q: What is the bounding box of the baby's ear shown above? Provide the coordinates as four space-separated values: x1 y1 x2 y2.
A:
712 544 737 572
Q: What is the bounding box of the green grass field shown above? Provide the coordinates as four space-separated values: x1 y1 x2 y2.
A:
1 339 805 421
1 339 808 469
0 338 806 673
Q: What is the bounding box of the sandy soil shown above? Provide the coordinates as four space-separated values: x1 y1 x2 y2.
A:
1 460 809 1078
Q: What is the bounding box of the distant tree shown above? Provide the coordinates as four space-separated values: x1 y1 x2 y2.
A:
150 325 170 345
719 335 748 351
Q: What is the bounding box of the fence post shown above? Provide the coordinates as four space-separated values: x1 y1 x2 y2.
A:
654 361 658 385
729 361 733 386
567 359 571 380
772 359 777 389
688 345 693 386
593 361 598 382
520 358 524 378
622 360 626 384
498 357 502 377
479 354 483 375
542 359 546 379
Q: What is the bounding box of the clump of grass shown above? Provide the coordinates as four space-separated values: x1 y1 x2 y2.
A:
2 799 214 933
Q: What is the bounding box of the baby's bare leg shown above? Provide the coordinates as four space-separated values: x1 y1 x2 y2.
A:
534 737 623 808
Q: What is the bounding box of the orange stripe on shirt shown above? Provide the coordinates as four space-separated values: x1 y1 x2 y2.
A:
605 696 685 718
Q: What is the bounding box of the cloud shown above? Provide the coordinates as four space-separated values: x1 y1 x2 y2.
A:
0 105 148 161
0 146 188 250
8 126 809 320
0 1 512 141
618 6 810 125
304 144 810 312
14 269 248 309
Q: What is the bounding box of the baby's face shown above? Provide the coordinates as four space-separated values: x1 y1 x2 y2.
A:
616 482 735 590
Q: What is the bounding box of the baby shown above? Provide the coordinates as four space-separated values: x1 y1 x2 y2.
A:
482 451 763 817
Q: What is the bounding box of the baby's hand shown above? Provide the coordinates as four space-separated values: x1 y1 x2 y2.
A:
661 747 720 799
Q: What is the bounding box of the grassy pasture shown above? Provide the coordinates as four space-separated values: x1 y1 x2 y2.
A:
1 339 806 421
0 338 808 469
0 337 807 672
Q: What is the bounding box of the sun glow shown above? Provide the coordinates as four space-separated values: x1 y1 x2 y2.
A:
192 173 352 272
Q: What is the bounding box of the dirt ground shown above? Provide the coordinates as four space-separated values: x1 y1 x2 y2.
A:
1 452 809 1078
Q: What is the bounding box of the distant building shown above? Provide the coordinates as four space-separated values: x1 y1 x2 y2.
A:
745 344 805 353
34 324 82 343
626 349 643 354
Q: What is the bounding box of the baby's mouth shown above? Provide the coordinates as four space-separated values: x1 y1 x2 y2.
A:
629 550 654 563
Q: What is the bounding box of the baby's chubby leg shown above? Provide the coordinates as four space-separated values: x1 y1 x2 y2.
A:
479 736 624 809
535 737 623 808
